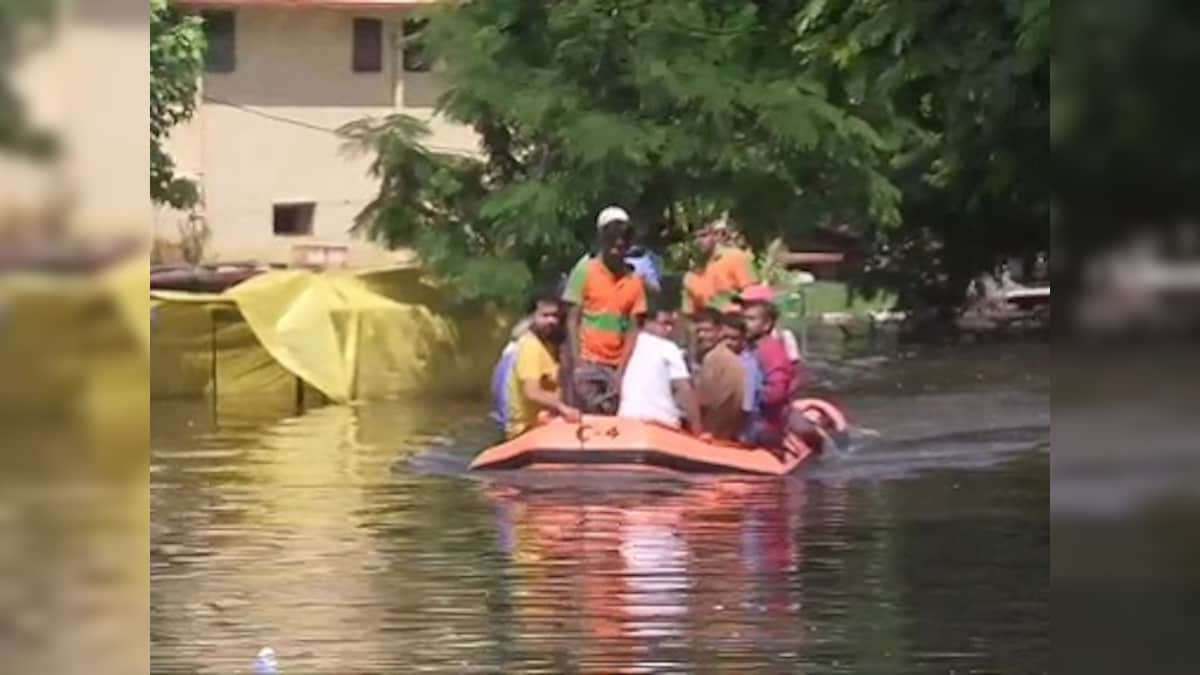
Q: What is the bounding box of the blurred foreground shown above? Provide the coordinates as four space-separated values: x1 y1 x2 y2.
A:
0 2 149 673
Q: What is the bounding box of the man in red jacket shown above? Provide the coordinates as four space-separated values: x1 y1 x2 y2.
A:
738 285 808 449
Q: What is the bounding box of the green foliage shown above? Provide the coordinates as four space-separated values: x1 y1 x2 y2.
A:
340 114 533 303
350 0 900 305
151 0 205 209
351 0 1048 311
0 0 58 158
796 0 1050 309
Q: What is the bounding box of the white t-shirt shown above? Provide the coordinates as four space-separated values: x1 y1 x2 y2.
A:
618 332 691 428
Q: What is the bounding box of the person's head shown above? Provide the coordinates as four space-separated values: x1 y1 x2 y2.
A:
742 300 778 341
725 227 744 248
735 284 777 340
694 220 724 258
596 206 632 272
526 288 564 342
720 312 748 354
640 292 678 338
693 307 724 354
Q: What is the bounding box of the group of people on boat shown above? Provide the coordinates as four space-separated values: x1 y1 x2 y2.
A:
491 205 834 454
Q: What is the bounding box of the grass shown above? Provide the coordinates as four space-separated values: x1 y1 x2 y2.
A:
776 280 896 321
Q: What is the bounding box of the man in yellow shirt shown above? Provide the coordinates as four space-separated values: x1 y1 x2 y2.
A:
503 290 582 438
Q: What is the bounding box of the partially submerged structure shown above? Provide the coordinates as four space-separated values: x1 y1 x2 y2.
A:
151 265 510 407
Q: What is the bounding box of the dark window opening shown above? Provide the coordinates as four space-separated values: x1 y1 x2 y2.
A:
402 17 431 72
352 17 383 73
273 203 315 236
202 10 236 73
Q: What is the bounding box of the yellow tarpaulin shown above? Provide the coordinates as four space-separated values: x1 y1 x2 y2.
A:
0 256 149 465
150 266 511 404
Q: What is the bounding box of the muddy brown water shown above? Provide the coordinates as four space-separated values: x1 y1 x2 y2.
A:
151 340 1049 674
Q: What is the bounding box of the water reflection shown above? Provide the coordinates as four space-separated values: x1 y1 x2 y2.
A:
486 479 788 673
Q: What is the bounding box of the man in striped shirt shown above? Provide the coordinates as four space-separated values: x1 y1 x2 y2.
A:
562 207 648 414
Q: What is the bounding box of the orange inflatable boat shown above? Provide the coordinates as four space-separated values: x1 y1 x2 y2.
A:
470 399 848 476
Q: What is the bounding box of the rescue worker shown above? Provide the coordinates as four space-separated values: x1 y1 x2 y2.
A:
683 216 758 314
563 208 648 414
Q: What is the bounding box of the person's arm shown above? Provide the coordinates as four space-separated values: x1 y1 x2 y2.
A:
672 378 704 435
618 280 649 383
616 323 639 393
665 343 702 434
520 378 580 422
562 256 589 364
682 272 697 316
567 305 582 364
781 327 801 363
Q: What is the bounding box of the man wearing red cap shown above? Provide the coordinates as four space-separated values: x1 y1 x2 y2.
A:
734 284 803 388
738 285 809 449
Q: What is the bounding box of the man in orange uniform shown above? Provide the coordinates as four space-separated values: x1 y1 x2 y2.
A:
564 207 648 414
684 218 758 314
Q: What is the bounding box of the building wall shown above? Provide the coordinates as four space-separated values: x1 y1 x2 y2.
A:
156 5 477 266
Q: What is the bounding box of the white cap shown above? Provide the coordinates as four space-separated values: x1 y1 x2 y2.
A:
596 206 630 230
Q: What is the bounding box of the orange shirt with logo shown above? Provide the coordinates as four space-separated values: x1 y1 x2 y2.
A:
579 260 648 365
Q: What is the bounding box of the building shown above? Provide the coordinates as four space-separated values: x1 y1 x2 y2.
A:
158 0 478 267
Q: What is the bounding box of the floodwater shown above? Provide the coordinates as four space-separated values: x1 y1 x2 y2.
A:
151 339 1049 674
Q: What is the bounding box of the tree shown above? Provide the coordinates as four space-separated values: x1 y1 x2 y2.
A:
150 0 205 209
345 0 900 305
793 0 1050 311
348 0 1049 313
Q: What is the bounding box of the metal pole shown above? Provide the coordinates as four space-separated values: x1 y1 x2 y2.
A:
210 309 218 417
294 376 305 414
799 286 808 357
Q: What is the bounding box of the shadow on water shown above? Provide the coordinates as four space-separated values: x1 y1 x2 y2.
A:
151 341 1049 674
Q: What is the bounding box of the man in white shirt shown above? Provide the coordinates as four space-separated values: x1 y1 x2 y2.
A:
617 300 704 434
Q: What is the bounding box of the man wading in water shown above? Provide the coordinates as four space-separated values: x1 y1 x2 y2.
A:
563 208 648 414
